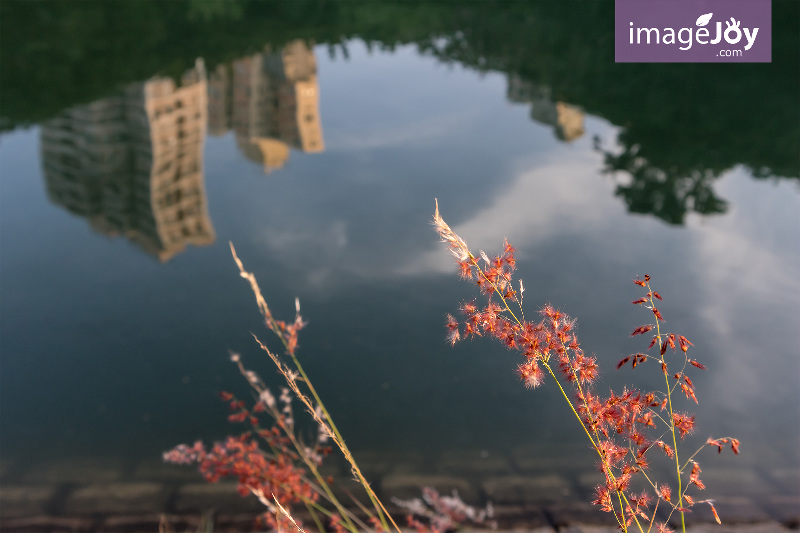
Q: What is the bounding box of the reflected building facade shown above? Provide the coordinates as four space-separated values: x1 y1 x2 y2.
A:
207 40 324 173
40 61 215 261
507 74 585 142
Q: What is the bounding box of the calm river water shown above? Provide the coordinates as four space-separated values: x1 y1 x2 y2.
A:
1 0 798 519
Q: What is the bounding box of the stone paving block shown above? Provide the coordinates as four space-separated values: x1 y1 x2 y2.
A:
98 513 164 532
460 528 553 533
0 485 57 518
482 474 572 504
767 467 800 494
101 512 250 533
511 444 596 476
324 474 373 506
575 463 672 498
562 524 619 533
381 474 477 503
173 482 264 513
684 496 770 524
215 513 271 533
131 458 206 482
21 457 127 485
575 471 605 498
699 466 772 497
0 515 96 531
63 481 169 515
435 450 514 476
488 505 551 529
763 494 800 526
546 500 614 529
685 521 792 532
354 450 425 478
144 513 205 533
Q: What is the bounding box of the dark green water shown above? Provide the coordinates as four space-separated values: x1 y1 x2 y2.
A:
1 0 798 515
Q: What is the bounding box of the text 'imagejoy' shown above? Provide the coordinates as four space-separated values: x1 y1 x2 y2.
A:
616 0 771 63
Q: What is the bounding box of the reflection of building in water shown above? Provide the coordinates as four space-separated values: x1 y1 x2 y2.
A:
207 40 324 173
40 60 215 261
207 63 231 136
506 74 585 142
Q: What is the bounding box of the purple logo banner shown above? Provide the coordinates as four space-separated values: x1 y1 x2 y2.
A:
616 0 771 63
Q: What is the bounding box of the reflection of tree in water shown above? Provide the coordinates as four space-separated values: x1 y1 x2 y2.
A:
597 141 727 225
506 66 729 225
408 1 796 224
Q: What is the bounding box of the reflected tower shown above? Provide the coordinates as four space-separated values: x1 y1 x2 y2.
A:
207 63 232 136
223 40 324 173
507 74 585 142
40 60 215 261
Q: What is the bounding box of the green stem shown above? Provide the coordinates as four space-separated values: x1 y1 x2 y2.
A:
473 252 645 531
649 283 685 533
541 361 646 532
291 354 401 533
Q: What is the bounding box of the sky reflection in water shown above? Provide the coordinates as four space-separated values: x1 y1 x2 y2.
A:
0 39 798 507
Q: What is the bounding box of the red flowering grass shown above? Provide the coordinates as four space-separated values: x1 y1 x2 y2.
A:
165 202 740 533
165 245 405 533
433 200 738 533
164 376 356 532
166 242 504 533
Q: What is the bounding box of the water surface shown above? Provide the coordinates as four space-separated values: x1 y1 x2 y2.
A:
1 0 798 518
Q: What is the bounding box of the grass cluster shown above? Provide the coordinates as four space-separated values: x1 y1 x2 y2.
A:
165 201 738 533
